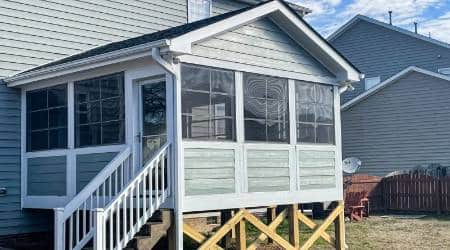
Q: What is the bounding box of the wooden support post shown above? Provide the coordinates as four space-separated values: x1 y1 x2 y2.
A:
220 210 233 249
266 206 276 244
288 204 300 248
334 201 346 250
436 177 442 215
235 220 246 250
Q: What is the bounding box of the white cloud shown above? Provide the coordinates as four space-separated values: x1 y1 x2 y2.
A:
421 12 450 43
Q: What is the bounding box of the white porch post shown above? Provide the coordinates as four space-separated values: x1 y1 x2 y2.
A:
54 208 65 250
93 208 105 250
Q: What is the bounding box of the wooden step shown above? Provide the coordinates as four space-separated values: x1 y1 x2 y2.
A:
127 210 173 250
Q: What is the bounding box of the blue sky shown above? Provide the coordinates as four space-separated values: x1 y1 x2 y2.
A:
291 0 450 43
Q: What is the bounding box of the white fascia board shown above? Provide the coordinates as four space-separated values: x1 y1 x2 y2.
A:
341 66 450 111
5 39 170 87
169 0 360 83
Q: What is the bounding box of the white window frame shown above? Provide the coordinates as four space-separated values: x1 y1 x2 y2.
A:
187 0 212 23
438 67 450 76
365 76 381 90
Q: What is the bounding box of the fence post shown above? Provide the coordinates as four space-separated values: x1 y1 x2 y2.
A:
93 208 105 250
382 178 388 213
54 208 65 250
436 177 442 215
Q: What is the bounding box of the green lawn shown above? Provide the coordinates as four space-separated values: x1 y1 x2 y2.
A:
184 214 450 249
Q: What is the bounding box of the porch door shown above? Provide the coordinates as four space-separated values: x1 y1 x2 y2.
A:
139 79 167 166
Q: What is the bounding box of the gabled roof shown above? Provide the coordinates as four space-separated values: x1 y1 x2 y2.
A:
341 66 450 111
5 0 361 87
328 15 450 50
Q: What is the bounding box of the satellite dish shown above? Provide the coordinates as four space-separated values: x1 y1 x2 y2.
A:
343 157 362 174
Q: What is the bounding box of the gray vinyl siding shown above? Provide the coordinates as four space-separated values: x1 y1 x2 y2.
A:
330 20 450 103
212 0 248 15
191 17 333 78
342 72 450 176
298 150 336 189
0 82 51 236
0 0 188 78
184 148 235 196
27 156 67 196
76 152 118 193
246 150 290 192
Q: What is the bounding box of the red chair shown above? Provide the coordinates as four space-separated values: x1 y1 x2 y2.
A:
345 191 370 221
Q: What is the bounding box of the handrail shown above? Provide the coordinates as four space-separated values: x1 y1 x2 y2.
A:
105 142 169 213
63 147 132 217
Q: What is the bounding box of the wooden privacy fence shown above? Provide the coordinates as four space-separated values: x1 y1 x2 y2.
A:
383 174 450 214
345 174 450 214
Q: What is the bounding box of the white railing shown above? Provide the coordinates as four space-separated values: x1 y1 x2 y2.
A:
54 147 134 250
93 143 170 250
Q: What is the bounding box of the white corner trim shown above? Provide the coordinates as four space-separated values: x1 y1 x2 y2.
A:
341 66 450 111
5 40 170 87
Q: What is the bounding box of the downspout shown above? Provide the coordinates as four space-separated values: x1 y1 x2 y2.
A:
151 46 183 250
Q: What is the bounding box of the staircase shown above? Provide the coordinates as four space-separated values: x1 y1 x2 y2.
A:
54 143 171 250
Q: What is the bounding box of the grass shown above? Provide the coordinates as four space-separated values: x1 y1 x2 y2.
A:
184 214 450 249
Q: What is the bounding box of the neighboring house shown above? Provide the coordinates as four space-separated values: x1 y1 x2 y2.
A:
0 0 360 249
329 15 450 103
330 15 450 176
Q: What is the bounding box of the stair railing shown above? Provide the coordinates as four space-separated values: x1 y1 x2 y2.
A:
93 142 170 250
54 146 134 250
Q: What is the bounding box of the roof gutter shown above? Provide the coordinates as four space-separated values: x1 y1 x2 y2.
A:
5 39 171 87
151 47 175 75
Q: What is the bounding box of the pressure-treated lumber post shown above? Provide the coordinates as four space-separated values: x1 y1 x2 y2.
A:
288 204 300 248
266 206 276 244
235 220 246 250
54 208 65 250
334 201 346 250
220 210 233 248
93 208 105 250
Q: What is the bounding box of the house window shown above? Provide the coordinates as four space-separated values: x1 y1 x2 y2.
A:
438 67 450 76
365 76 381 90
181 64 236 140
296 81 334 144
26 84 67 152
188 0 211 22
244 73 289 143
75 73 125 147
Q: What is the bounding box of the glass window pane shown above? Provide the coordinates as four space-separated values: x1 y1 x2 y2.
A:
102 97 122 122
100 75 122 99
48 85 67 107
244 97 266 120
102 121 124 144
142 82 166 137
244 119 266 141
49 107 67 128
211 118 234 140
49 128 67 148
181 65 210 91
29 110 48 130
316 85 333 105
244 74 266 99
77 102 101 125
317 125 334 144
77 124 101 147
27 89 47 111
211 94 234 117
296 82 315 103
298 123 315 143
267 100 288 122
182 115 209 139
182 90 210 117
266 77 288 100
297 104 315 123
29 130 49 151
211 70 234 94
316 105 333 124
267 121 289 142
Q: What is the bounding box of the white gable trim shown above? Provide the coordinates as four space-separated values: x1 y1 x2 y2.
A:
341 66 450 111
328 15 450 50
169 0 361 82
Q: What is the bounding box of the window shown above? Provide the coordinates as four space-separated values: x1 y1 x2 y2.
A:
188 0 211 22
296 81 334 144
244 73 289 143
365 76 381 90
26 84 67 152
438 67 450 76
75 73 125 147
181 64 235 140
